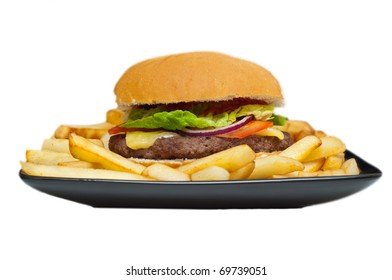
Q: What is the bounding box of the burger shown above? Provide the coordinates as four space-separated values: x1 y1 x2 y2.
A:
107 52 293 162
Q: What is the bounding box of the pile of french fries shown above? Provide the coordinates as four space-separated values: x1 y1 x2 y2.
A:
20 109 360 181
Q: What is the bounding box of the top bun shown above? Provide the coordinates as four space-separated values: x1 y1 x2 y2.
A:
114 52 283 107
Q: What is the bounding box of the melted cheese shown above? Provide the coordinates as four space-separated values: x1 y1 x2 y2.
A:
256 127 285 140
125 131 178 150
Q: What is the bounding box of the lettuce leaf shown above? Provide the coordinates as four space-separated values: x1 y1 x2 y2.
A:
121 104 278 130
270 114 288 126
121 110 234 130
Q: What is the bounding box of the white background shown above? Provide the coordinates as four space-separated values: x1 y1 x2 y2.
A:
1 1 391 279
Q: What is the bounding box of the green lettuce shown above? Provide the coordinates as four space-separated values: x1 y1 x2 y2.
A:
121 104 283 131
270 114 288 126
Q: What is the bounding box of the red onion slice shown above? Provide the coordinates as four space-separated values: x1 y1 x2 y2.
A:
180 115 254 137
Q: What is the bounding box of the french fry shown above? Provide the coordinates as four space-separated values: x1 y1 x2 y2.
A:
26 150 77 165
191 166 230 181
248 155 304 179
317 169 346 176
42 138 103 153
69 133 145 174
282 120 315 140
42 139 72 153
295 171 317 177
272 171 300 178
322 153 345 170
58 161 102 169
279 135 321 162
177 144 255 174
342 158 360 175
142 163 190 181
295 130 315 141
21 161 151 180
106 109 125 125
303 158 325 172
89 139 104 146
54 122 114 139
229 162 255 180
304 136 346 162
315 130 327 138
295 170 345 177
255 151 279 158
141 159 194 168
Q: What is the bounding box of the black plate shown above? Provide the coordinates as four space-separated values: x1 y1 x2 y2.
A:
19 150 382 209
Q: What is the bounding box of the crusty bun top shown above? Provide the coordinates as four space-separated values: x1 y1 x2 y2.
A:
115 52 283 106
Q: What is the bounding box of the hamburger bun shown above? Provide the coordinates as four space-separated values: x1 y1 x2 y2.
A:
114 51 283 107
108 52 292 161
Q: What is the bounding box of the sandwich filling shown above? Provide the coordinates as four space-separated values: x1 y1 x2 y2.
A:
107 98 293 159
111 98 287 134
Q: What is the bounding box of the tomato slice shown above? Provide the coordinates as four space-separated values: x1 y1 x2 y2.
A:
108 126 127 134
217 121 273 138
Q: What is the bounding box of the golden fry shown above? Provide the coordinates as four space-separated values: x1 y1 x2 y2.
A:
54 122 114 139
304 136 346 162
106 109 125 125
26 150 77 165
191 166 230 181
42 139 71 153
342 158 360 175
303 158 325 172
229 162 255 180
322 153 345 170
42 138 103 154
295 130 315 141
315 130 327 138
177 144 255 174
282 120 315 140
317 169 346 176
58 161 102 169
21 161 151 180
248 155 303 179
279 135 321 162
142 163 190 181
69 133 145 174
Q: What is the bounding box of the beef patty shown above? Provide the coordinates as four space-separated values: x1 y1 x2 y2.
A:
109 132 294 160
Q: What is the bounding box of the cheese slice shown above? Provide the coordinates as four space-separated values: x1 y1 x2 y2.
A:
256 127 285 140
125 131 178 150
